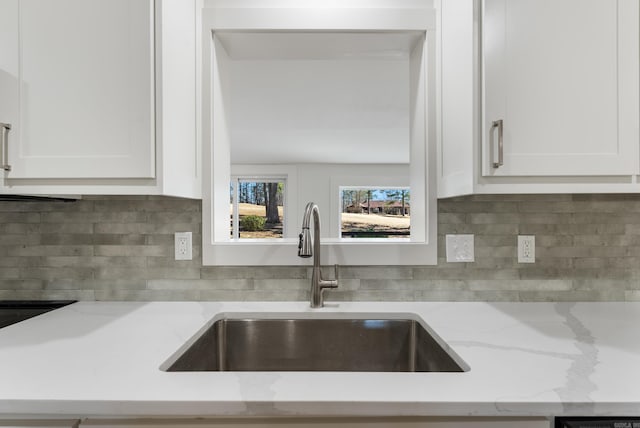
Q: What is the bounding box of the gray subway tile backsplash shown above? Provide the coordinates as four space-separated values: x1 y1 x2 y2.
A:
1 194 640 301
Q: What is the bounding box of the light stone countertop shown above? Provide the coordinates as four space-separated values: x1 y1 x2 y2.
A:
0 301 639 418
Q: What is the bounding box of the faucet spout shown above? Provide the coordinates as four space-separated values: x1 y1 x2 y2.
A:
298 202 338 308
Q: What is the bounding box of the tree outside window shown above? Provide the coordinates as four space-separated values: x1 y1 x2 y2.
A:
230 179 285 239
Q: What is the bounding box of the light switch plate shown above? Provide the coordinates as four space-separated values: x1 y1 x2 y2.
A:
446 234 475 262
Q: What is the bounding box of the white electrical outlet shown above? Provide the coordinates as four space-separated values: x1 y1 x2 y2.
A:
174 232 192 260
446 234 475 262
518 235 535 263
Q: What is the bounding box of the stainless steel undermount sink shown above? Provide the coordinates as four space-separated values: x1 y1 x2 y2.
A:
162 313 469 372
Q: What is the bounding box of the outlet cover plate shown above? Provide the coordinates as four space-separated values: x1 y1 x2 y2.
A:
518 235 535 263
445 234 474 263
175 232 193 261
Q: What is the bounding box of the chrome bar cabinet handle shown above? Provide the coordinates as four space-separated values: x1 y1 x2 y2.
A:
0 123 11 172
491 119 503 169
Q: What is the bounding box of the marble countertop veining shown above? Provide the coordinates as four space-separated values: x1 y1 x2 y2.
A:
0 301 639 418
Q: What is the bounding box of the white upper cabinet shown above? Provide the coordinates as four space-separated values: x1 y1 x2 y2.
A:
3 0 154 179
0 0 19 174
482 0 639 177
0 0 200 197
438 0 640 197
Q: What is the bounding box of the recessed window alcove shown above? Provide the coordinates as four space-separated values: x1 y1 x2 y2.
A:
201 1 438 266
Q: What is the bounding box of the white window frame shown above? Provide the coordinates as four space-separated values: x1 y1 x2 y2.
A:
201 2 437 266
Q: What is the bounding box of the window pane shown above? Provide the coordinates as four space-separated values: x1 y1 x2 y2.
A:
231 180 285 239
340 188 410 239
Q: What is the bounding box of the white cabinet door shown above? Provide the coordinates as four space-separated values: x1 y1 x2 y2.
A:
482 0 639 177
0 0 19 174
6 0 155 179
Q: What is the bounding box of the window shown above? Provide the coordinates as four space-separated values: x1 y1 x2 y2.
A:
230 178 286 240
340 187 410 239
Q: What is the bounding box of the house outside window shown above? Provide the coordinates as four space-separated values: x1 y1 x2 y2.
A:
340 187 410 239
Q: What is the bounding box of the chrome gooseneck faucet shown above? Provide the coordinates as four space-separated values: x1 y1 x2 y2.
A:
298 202 338 308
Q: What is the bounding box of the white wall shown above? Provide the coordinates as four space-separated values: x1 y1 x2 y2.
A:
229 58 410 165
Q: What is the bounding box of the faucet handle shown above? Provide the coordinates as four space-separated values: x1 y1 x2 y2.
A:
322 264 339 286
